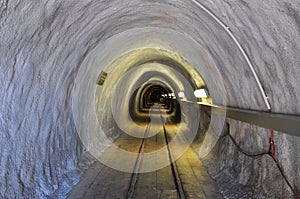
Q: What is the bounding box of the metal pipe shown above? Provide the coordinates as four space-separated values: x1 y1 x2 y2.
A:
191 0 271 110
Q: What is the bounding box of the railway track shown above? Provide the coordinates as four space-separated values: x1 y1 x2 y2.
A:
126 110 185 199
67 111 223 199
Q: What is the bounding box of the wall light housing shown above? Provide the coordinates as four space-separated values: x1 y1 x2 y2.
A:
194 89 208 98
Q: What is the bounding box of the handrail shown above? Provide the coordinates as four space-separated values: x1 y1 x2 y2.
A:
182 101 300 137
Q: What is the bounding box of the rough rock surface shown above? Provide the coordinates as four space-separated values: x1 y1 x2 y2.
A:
0 0 299 198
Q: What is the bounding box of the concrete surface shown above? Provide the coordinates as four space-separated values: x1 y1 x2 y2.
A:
67 126 222 199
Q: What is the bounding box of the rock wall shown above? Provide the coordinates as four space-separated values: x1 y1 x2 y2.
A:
0 0 299 198
200 1 300 198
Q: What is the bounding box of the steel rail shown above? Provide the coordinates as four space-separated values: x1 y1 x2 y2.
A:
127 114 186 199
160 110 186 199
126 122 150 199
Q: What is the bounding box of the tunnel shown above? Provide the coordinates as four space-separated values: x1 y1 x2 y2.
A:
1 0 300 198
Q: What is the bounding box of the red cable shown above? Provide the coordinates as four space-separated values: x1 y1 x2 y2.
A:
268 109 300 199
268 109 275 157
271 155 300 199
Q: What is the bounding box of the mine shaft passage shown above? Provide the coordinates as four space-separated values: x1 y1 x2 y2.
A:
129 84 181 124
68 108 222 199
71 26 230 199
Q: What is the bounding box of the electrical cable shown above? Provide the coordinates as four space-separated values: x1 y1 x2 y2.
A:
227 132 269 158
270 155 300 199
192 1 298 197
268 109 300 199
227 128 300 198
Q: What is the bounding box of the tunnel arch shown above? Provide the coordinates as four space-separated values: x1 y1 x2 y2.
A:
2 0 300 198
72 27 228 162
129 82 182 124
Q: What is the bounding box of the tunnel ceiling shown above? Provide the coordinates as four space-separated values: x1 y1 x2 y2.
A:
1 0 300 198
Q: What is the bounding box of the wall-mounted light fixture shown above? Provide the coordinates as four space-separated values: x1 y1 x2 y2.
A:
97 71 108 86
178 91 185 98
194 88 208 98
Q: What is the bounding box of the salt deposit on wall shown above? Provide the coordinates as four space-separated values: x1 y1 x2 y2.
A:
0 0 299 198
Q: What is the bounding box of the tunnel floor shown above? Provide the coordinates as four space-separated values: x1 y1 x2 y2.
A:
67 124 222 199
